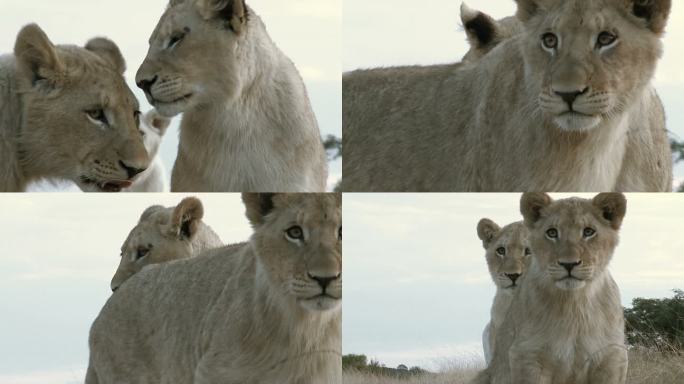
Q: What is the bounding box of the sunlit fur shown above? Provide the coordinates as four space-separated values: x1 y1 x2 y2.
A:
136 0 327 192
477 219 531 366
87 193 342 384
472 192 628 384
343 0 672 192
0 24 149 192
110 197 224 291
123 110 170 192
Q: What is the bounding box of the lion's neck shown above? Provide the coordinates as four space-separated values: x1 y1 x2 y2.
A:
174 17 322 192
224 246 341 382
490 287 514 329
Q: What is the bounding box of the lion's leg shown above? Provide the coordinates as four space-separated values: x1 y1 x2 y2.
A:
509 350 550 384
587 346 628 384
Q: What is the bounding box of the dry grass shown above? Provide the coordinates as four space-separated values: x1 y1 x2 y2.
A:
343 349 683 384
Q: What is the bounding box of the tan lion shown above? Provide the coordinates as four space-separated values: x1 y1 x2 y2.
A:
343 0 672 192
473 192 628 384
136 0 328 192
110 197 224 292
476 219 530 366
0 24 150 192
87 193 342 384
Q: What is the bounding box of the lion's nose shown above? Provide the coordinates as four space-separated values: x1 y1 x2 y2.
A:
505 273 521 284
554 87 589 108
559 261 582 273
308 273 340 290
136 75 158 96
119 161 146 179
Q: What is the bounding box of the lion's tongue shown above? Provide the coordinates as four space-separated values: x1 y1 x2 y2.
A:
99 180 133 192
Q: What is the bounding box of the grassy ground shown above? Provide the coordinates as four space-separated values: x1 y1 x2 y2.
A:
343 349 684 384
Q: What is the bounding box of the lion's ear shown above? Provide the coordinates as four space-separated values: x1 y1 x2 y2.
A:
514 0 542 21
197 0 248 34
85 37 126 75
171 197 204 239
461 3 498 48
592 193 627 230
145 110 171 136
242 193 277 227
477 218 501 249
14 23 64 88
630 0 671 34
140 205 165 222
520 193 552 227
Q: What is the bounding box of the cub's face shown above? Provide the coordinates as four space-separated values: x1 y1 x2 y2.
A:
136 0 248 117
478 220 531 291
517 0 669 132
521 193 626 290
246 193 342 312
14 25 150 191
111 198 206 291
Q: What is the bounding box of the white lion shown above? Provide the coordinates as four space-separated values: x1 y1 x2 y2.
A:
110 196 224 292
476 219 530 366
87 193 342 383
343 0 672 192
123 110 170 192
135 0 328 192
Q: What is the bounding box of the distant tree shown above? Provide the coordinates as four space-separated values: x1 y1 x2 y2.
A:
342 354 368 370
323 135 342 161
624 289 684 351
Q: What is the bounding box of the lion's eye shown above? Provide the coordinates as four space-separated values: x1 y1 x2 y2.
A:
546 228 559 239
541 33 558 49
285 226 304 241
86 109 109 125
583 228 596 238
338 227 342 241
168 28 189 49
136 246 150 260
525 248 532 256
496 247 506 256
596 31 617 48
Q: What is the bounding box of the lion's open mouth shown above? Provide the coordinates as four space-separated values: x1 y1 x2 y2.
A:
80 176 133 192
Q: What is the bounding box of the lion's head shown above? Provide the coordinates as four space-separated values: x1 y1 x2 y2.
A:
520 192 626 290
139 109 171 160
243 193 342 312
111 197 222 291
477 219 531 291
14 24 150 192
135 0 251 117
515 0 670 132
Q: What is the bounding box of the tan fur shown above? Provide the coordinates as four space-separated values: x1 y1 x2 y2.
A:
87 193 342 383
476 219 530 366
110 197 224 292
474 193 628 384
343 0 672 192
136 0 328 192
0 24 150 192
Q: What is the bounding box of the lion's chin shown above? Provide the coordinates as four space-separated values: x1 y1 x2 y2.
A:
553 112 601 132
299 295 341 312
151 93 194 118
555 277 587 290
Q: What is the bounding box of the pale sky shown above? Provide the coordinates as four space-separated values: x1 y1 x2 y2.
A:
0 194 252 384
343 0 684 186
0 0 341 191
343 193 684 370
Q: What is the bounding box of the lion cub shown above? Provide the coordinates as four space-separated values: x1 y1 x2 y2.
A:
0 24 149 192
123 110 170 192
460 3 522 63
476 193 628 384
111 197 223 291
477 219 530 366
